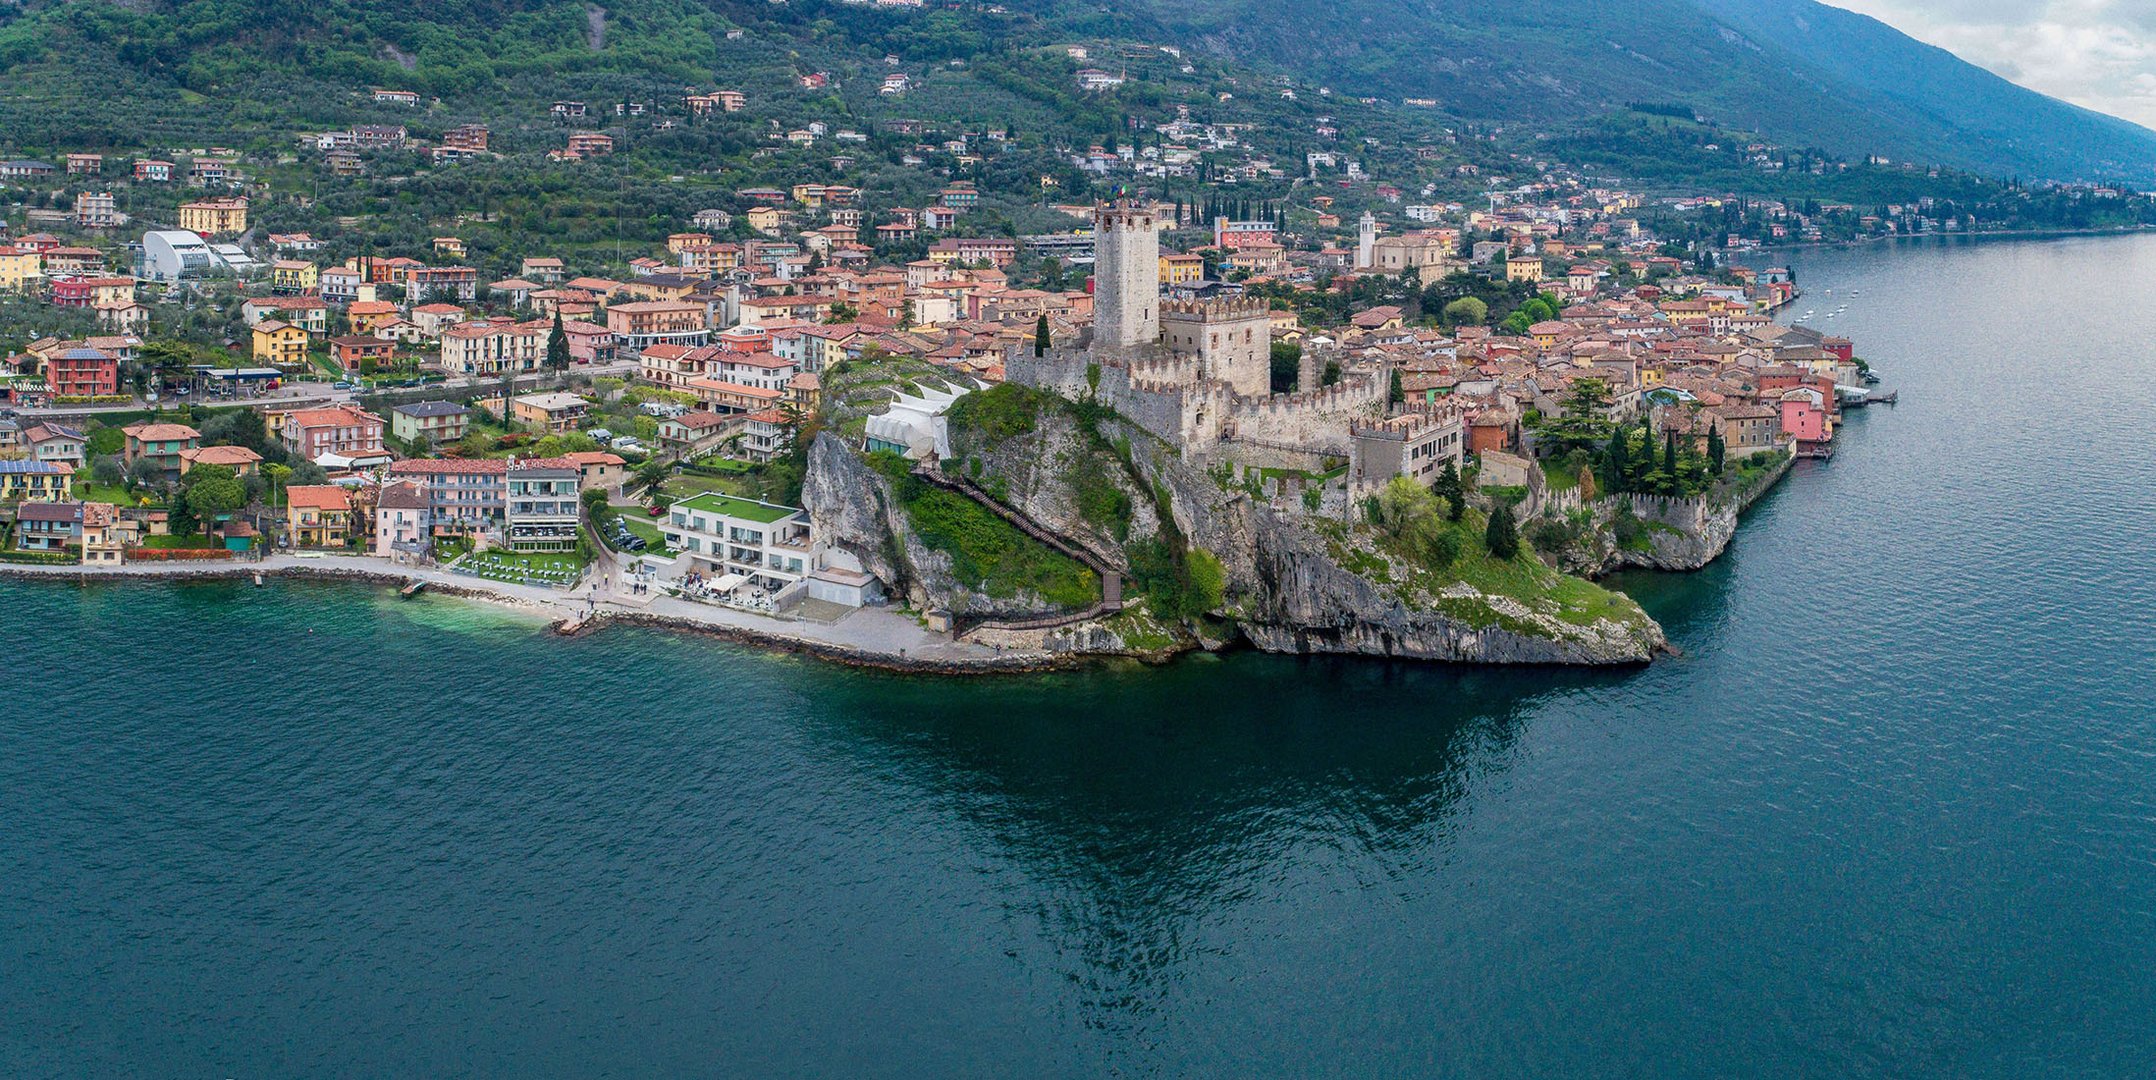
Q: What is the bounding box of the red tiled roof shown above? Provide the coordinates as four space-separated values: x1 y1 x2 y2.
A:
286 485 351 511
388 457 507 475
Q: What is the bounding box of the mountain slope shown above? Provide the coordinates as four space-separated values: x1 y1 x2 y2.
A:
4 0 2155 183
1702 0 2156 181
1082 0 2156 181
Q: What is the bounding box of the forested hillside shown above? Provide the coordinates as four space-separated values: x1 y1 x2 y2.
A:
1083 0 2156 182
2 0 2153 186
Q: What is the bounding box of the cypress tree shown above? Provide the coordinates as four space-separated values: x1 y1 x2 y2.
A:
1707 425 1726 475
1606 426 1629 492
1663 427 1677 478
1485 502 1519 560
546 311 570 374
1034 313 1051 357
1435 460 1465 522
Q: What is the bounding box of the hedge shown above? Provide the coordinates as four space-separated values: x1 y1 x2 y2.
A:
125 547 233 561
0 548 80 565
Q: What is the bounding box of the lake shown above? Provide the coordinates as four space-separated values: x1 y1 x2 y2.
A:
6 233 2156 1077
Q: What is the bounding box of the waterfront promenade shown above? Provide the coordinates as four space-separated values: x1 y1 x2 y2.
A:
0 554 1039 671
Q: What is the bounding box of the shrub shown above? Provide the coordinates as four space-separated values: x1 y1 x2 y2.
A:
948 382 1040 443
1073 468 1133 539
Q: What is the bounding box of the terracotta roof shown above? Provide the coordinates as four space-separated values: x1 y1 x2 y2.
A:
123 422 199 441
388 457 506 475
667 410 732 431
178 445 262 466
287 406 381 429
285 485 351 511
560 451 626 467
17 501 84 523
376 480 429 510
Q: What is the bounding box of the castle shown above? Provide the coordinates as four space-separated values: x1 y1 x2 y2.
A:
1009 200 1390 469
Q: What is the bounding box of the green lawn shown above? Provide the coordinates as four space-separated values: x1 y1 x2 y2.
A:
614 513 673 556
139 534 220 550
74 482 157 507
687 456 757 474
671 491 798 524
661 472 752 500
456 547 589 586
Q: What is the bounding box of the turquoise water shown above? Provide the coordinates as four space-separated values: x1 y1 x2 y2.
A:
8 234 2156 1076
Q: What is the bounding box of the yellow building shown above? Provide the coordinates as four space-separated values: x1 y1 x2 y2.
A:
0 248 42 292
1504 255 1545 284
252 320 310 367
745 206 786 234
0 460 73 501
285 485 352 548
1160 252 1206 286
177 197 249 236
270 260 318 293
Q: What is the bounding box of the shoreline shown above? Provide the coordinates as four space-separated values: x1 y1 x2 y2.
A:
0 557 1097 676
1760 224 2150 256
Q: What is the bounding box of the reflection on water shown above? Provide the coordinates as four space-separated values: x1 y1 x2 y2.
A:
805 657 1630 1051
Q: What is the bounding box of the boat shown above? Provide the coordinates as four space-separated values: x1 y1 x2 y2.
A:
399 580 428 598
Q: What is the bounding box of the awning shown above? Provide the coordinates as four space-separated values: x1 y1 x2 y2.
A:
711 573 748 593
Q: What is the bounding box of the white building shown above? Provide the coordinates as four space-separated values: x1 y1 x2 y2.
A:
505 460 581 552
659 492 813 591
863 381 975 460
141 230 214 282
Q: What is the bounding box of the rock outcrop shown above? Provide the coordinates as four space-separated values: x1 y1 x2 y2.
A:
803 432 1072 618
1560 452 1796 576
806 389 1665 666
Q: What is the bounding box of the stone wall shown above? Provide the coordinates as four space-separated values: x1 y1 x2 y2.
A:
1228 370 1386 453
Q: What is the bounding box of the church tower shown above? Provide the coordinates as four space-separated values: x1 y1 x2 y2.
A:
1094 200 1160 353
1357 211 1376 270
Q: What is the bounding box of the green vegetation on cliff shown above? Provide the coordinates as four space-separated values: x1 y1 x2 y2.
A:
1340 477 1649 635
865 449 1097 610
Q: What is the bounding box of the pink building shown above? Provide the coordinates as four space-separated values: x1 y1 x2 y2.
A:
1778 390 1831 454
282 405 386 461
374 480 431 556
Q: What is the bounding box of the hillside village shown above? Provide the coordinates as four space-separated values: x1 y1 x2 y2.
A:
0 21 1915 661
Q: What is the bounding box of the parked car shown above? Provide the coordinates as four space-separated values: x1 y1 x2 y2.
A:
612 436 646 453
587 428 613 444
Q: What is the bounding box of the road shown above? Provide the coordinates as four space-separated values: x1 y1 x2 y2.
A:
10 359 644 420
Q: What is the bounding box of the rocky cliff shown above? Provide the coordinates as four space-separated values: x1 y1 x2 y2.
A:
1554 452 1797 576
806 386 1664 666
803 433 1080 618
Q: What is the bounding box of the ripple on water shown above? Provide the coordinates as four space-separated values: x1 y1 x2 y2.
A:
9 235 2156 1077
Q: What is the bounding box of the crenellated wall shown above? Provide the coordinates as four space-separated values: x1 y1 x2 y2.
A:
1228 369 1387 453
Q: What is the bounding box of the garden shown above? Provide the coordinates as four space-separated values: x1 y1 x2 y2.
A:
453 548 588 588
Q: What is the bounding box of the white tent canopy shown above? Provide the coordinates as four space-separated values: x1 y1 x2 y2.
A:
711 572 749 593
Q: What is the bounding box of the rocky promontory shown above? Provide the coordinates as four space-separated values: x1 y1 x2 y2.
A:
804 382 1667 666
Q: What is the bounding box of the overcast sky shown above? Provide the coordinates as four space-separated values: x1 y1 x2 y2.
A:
1831 0 2156 129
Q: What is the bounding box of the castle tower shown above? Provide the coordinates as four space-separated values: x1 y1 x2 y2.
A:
1161 297 1274 399
1357 212 1376 270
1094 200 1160 353
1298 341 1326 393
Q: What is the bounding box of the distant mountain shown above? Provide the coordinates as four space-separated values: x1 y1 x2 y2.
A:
7 0 2156 184
1085 0 2156 182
